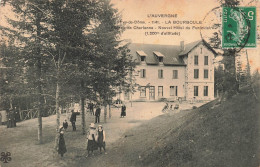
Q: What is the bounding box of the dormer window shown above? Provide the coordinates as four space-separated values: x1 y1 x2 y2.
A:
172 57 177 62
153 51 164 63
136 51 147 62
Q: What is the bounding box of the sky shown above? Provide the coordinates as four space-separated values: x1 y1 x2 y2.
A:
111 0 219 45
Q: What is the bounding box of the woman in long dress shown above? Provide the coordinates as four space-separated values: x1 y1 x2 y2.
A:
86 123 97 157
97 125 107 154
57 126 67 157
120 104 126 118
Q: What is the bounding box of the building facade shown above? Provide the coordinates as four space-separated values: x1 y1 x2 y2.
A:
124 40 216 101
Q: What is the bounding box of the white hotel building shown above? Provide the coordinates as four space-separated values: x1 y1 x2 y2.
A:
124 40 217 101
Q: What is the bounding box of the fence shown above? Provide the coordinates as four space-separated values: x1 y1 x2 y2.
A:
19 108 56 121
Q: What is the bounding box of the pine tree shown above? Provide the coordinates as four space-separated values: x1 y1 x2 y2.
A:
47 0 98 135
2 0 54 144
89 0 135 122
0 43 24 110
208 0 241 99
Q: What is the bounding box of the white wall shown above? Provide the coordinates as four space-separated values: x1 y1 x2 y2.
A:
185 43 215 100
125 43 215 101
185 82 214 101
131 63 186 101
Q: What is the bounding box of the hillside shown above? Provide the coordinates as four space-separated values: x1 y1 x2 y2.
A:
107 89 260 167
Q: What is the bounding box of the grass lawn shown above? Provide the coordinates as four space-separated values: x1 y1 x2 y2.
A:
97 90 259 167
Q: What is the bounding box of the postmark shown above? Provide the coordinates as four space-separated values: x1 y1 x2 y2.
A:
222 6 256 48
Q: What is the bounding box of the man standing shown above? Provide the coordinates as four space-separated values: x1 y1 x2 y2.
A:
14 107 20 122
89 102 94 115
95 106 101 123
70 110 77 131
9 108 15 128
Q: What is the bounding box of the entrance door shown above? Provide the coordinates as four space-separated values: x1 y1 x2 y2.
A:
149 86 155 100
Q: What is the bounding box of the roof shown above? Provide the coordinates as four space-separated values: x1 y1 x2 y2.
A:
136 51 147 56
129 43 185 66
153 51 164 57
129 40 217 66
179 40 217 56
179 40 202 56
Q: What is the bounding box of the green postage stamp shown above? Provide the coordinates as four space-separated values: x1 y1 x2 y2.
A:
222 6 256 48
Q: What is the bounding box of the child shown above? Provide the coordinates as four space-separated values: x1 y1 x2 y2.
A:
97 125 107 154
63 119 68 131
57 126 67 157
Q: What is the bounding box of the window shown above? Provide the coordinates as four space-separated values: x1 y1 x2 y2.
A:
158 57 163 62
140 87 146 97
173 70 178 79
194 55 198 65
194 69 199 79
141 56 145 61
170 86 178 96
204 56 208 65
194 86 199 96
204 86 208 96
158 86 163 97
204 69 208 79
140 69 146 78
158 69 163 79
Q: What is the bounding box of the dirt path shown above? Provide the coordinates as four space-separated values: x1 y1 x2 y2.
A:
0 101 205 167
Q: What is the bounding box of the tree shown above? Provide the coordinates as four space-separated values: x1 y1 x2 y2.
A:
1 0 135 143
47 0 98 135
208 0 243 99
1 0 55 144
0 43 24 110
89 0 135 122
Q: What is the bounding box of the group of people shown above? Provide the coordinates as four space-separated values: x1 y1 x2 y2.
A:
162 102 180 113
89 102 127 120
64 104 102 134
91 103 128 122
56 102 128 157
86 123 106 157
88 102 101 123
56 122 107 158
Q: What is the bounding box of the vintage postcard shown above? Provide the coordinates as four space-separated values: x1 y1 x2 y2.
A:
0 0 259 167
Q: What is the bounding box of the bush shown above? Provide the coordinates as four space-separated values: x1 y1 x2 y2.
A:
192 106 197 109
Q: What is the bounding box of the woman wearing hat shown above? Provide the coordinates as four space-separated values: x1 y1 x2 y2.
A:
86 123 98 157
57 126 67 157
120 104 126 118
97 125 107 154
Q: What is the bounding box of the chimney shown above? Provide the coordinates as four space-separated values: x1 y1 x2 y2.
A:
180 41 184 52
